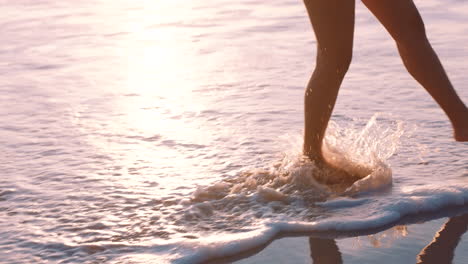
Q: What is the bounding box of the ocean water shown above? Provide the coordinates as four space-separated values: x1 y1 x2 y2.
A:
0 0 467 263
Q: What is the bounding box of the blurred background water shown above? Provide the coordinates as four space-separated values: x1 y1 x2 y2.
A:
0 0 467 263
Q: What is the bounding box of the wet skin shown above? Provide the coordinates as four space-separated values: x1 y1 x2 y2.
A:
302 0 468 168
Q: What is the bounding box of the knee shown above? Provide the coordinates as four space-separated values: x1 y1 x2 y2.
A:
391 15 429 50
316 46 353 77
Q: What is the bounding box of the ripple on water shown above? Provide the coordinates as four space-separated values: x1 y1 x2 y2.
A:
1 0 467 263
148 114 406 239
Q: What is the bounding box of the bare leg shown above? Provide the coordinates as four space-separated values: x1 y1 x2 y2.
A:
362 0 468 141
303 0 355 160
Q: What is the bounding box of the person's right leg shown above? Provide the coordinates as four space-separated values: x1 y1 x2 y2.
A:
303 0 356 160
362 0 468 141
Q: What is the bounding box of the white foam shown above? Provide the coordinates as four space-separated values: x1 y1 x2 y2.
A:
344 160 393 195
316 197 370 209
166 184 468 264
153 114 467 263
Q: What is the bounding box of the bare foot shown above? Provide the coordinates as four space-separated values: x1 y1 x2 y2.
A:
452 109 468 141
305 155 363 191
454 125 468 141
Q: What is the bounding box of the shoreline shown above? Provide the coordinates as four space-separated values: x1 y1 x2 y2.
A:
204 207 468 264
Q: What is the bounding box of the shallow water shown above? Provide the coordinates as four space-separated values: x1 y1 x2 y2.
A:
232 214 468 264
0 0 467 263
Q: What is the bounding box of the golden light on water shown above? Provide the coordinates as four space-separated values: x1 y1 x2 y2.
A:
64 1 217 192
3 0 468 263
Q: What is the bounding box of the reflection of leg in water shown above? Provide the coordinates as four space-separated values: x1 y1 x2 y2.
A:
417 214 468 264
309 237 343 264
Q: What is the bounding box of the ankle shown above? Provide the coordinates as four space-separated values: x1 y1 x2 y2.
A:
449 105 468 128
303 151 324 163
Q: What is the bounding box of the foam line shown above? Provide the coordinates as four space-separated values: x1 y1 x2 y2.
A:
172 184 468 264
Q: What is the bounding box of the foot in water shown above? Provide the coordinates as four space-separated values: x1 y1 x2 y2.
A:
454 130 468 142
452 107 468 141
304 155 365 190
454 123 468 141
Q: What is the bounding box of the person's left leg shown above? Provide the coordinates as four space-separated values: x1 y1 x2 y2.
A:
362 0 468 141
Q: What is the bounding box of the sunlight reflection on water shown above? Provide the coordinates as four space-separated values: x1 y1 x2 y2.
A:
0 0 467 263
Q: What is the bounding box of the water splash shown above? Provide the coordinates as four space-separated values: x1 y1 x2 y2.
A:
323 114 406 194
179 114 408 235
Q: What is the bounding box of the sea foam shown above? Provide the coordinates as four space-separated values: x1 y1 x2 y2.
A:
150 114 467 263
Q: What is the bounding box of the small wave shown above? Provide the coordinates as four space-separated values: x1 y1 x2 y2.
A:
142 114 468 264
153 114 421 262
161 114 405 240
169 183 468 264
